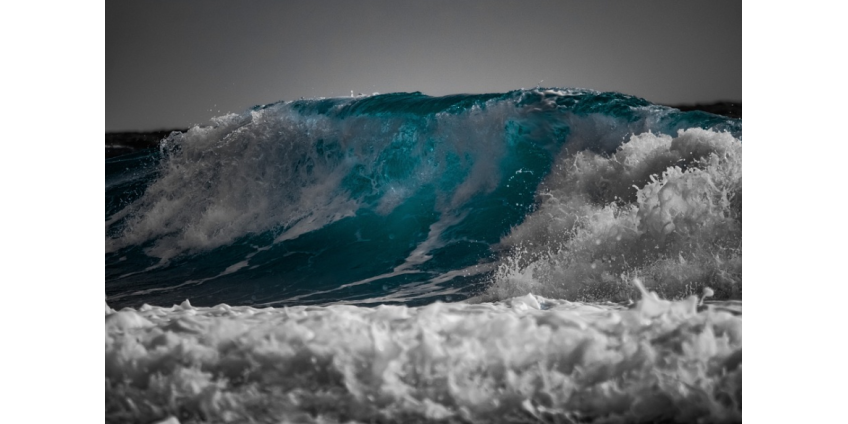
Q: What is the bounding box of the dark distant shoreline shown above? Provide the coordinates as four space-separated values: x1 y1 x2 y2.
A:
667 101 741 119
105 130 182 158
105 101 741 158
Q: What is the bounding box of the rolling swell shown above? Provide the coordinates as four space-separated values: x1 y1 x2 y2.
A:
105 88 741 309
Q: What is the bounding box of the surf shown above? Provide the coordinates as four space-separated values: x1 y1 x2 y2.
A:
105 88 741 309
106 279 741 423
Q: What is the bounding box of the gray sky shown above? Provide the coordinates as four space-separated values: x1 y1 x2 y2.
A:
106 0 741 131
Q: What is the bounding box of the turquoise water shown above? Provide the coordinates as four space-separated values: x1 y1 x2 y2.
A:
105 88 740 309
106 88 742 423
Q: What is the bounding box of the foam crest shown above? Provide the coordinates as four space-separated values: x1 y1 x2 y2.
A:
488 128 742 301
106 290 741 423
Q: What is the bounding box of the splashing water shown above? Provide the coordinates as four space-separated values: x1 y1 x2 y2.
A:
106 88 742 423
486 128 741 303
106 89 741 309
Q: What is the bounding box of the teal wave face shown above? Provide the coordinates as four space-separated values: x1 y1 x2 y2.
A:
106 88 741 309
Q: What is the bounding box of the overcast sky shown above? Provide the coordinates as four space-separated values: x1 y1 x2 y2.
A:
106 0 741 131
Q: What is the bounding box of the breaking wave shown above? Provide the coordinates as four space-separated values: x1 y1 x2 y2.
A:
106 88 741 309
105 88 742 423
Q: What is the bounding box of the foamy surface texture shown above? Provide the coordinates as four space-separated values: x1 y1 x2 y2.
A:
487 127 741 303
106 89 742 423
106 286 741 424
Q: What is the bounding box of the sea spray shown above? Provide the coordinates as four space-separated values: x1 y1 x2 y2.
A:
105 88 743 423
487 128 741 302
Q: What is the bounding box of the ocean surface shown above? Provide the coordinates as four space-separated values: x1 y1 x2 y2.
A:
106 88 742 423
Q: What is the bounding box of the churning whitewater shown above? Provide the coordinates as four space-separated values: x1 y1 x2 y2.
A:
106 88 741 423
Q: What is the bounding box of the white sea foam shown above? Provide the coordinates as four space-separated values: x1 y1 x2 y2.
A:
487 128 742 302
106 286 741 423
